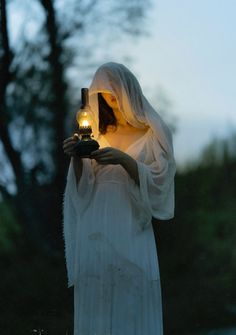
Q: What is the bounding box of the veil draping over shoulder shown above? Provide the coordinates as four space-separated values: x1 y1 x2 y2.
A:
89 62 175 160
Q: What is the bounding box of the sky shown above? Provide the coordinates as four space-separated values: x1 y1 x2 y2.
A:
8 0 236 167
115 0 236 166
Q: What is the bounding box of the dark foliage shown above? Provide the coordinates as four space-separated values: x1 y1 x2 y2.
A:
154 155 236 334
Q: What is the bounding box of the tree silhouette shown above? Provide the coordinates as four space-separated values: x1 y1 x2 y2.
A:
0 0 151 252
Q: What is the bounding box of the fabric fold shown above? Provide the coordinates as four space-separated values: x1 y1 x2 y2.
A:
128 138 175 230
63 161 77 288
63 157 95 287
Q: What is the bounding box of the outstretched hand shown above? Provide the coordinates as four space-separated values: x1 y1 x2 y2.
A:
90 147 128 165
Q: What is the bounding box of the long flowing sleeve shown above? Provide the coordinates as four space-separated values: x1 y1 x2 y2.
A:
63 157 95 288
128 135 176 230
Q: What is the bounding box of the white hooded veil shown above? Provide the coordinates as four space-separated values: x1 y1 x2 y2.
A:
63 62 176 287
89 62 174 158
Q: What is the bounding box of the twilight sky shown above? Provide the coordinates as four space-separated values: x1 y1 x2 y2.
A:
78 0 236 166
122 0 236 166
9 0 236 167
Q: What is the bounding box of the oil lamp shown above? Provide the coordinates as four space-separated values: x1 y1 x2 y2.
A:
74 88 99 157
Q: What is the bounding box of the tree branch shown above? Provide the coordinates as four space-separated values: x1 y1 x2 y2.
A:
39 0 67 181
0 0 11 101
0 0 24 185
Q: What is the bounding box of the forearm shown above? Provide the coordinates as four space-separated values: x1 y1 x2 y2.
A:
72 156 83 184
120 154 140 186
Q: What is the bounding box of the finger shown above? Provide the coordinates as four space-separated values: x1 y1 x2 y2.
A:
63 147 75 153
92 154 112 161
100 147 112 152
96 159 114 165
63 137 78 144
90 148 111 156
63 141 77 149
63 146 75 153
63 140 77 147
63 137 73 144
73 133 79 140
93 155 113 163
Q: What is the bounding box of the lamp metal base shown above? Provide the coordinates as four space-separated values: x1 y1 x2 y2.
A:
74 139 99 157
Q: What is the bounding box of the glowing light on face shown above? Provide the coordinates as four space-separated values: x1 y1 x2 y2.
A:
101 92 118 109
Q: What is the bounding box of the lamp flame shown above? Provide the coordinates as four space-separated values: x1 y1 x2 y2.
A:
81 120 89 127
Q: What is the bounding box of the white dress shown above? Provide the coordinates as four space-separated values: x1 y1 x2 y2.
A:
63 128 170 335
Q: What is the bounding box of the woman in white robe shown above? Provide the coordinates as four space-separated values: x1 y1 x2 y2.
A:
63 62 176 335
